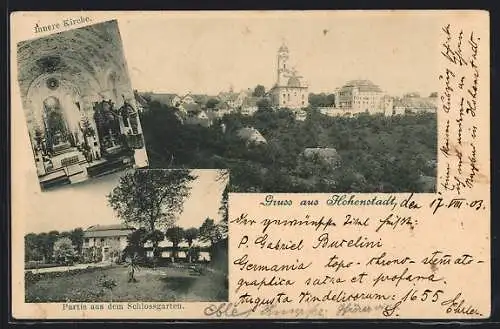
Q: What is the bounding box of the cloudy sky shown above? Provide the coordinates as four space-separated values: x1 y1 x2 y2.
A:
116 11 442 97
23 169 227 234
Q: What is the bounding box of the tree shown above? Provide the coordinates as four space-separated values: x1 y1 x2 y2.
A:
253 85 266 97
184 227 199 263
108 169 196 232
206 98 220 109
53 237 77 265
25 233 43 262
199 217 222 246
144 229 165 264
35 230 60 263
256 98 272 111
69 228 84 255
165 226 185 261
123 227 147 260
184 228 199 248
217 187 229 239
108 169 196 263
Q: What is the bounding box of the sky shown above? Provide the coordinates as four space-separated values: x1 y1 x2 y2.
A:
116 11 442 97
23 169 228 234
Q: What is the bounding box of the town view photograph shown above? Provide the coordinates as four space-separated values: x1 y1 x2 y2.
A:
120 13 439 193
24 169 229 302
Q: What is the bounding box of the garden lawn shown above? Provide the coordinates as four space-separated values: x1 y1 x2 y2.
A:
26 265 228 302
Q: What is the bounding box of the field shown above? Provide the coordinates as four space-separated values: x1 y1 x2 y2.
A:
25 265 228 303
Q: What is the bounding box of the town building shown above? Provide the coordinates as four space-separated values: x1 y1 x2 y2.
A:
393 93 438 114
240 96 260 116
269 44 309 110
82 224 135 262
144 239 211 262
334 79 393 115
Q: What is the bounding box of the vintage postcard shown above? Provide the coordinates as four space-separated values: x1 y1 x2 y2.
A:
11 11 490 320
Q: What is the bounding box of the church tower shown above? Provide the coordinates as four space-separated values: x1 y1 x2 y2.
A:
277 43 289 86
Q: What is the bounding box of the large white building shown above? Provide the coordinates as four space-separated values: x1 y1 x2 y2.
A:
334 80 393 115
269 44 309 110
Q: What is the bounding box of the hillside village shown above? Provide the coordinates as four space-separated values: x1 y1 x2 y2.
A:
134 45 437 194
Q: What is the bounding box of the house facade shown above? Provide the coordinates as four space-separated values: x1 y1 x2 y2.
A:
143 238 211 262
82 224 134 262
334 79 394 115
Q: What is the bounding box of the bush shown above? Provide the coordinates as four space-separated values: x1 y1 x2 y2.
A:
25 265 114 285
25 262 60 270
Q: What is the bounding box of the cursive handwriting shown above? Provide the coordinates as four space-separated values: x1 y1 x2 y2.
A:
203 303 253 317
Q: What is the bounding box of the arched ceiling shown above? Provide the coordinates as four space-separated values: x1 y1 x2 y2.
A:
17 20 127 100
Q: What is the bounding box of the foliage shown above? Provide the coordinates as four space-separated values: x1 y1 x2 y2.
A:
253 85 266 97
69 228 84 255
123 227 147 260
206 98 220 109
184 228 199 247
25 229 84 264
165 226 185 259
82 246 103 263
141 98 437 193
256 98 272 111
199 218 223 246
53 237 77 265
108 169 197 232
308 93 335 108
145 229 165 256
126 253 141 282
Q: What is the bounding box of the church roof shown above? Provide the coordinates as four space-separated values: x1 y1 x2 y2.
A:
341 80 382 93
278 44 289 52
287 76 301 87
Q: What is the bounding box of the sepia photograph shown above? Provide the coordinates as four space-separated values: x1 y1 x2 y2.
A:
24 169 229 303
16 19 149 191
10 10 490 320
120 14 440 193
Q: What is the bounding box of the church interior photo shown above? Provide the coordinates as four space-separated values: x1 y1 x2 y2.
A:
16 20 149 190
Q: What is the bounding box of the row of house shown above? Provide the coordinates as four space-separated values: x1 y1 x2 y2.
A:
82 224 211 263
135 44 437 122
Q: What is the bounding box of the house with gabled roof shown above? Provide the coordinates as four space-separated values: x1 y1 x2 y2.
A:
82 224 135 262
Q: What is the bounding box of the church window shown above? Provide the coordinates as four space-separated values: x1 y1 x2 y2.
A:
101 238 105 242
85 238 89 243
